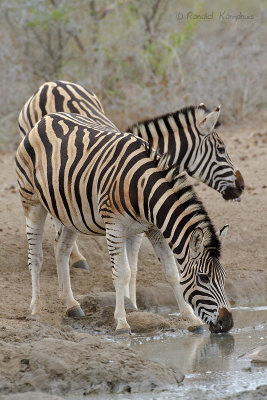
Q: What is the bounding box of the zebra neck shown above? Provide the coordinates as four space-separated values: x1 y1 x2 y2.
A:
140 172 205 261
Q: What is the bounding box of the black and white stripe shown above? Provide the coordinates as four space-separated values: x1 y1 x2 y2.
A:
16 112 233 333
18 79 117 138
19 81 244 201
17 81 244 278
128 105 244 200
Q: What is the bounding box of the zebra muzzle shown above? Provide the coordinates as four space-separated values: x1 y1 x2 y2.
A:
222 170 245 200
235 169 245 195
209 307 233 333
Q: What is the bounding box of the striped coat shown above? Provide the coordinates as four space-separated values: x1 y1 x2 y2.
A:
17 81 244 275
16 112 233 333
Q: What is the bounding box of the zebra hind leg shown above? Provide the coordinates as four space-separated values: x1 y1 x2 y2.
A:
55 225 85 318
126 233 144 309
106 225 131 334
51 216 89 270
25 204 47 316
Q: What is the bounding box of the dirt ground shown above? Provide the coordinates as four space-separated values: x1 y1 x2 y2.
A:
0 117 266 397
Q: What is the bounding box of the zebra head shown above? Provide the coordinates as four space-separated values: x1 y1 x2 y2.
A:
187 104 244 200
180 224 233 333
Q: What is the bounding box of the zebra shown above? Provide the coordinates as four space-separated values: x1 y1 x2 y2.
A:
18 80 118 271
15 111 233 334
128 106 244 200
18 81 244 279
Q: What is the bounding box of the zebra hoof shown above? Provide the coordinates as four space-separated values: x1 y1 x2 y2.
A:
72 260 89 270
114 328 131 336
66 305 85 319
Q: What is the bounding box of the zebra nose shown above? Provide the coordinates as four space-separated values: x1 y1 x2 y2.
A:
235 170 245 192
209 307 234 333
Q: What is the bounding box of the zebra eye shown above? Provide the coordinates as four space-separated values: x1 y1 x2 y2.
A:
199 274 209 284
217 146 225 155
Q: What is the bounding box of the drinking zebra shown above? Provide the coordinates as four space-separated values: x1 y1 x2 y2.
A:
15 112 233 333
18 80 244 275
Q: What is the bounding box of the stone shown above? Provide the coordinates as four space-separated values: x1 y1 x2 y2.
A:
241 344 267 364
127 311 171 333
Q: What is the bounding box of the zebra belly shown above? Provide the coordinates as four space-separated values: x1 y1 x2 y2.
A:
38 192 149 237
33 176 149 237
30 171 105 236
37 191 106 236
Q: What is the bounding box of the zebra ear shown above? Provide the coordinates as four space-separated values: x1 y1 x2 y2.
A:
189 228 204 256
199 105 221 135
216 224 229 246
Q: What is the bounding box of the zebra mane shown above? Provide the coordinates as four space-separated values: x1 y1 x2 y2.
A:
127 104 220 132
146 144 221 257
147 146 187 192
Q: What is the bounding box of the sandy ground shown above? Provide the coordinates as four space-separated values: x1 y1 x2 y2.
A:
0 118 266 397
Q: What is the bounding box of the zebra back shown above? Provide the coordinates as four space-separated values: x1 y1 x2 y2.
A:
18 80 118 138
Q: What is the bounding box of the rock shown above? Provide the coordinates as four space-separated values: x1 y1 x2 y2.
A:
241 344 267 364
127 311 171 333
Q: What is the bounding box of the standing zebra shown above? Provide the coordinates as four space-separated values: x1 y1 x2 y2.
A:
128 106 244 200
18 80 119 271
16 112 233 334
18 80 244 275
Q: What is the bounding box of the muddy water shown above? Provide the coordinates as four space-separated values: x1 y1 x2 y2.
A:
90 306 267 400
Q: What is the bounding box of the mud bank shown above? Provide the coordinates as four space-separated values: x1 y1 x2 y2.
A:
0 315 184 397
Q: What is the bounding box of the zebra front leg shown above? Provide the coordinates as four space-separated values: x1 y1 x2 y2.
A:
126 233 144 309
25 204 47 315
106 226 131 334
55 225 85 318
146 229 203 327
52 217 89 270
